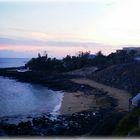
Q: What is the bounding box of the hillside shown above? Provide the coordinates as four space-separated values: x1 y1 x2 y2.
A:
114 108 140 136
89 62 140 95
65 66 98 77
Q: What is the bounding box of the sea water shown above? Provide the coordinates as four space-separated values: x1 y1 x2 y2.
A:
0 58 64 119
0 58 29 68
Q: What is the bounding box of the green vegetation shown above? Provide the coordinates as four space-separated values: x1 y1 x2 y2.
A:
25 51 96 72
25 49 138 72
113 108 140 136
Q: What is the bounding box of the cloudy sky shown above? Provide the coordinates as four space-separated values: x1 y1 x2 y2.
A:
0 0 140 58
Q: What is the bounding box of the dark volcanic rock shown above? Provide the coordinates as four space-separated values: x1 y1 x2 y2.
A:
89 62 140 95
0 110 125 137
0 69 93 92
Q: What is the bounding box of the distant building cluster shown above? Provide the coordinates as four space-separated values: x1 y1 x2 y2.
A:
117 47 140 55
123 47 140 56
124 47 140 61
117 47 140 61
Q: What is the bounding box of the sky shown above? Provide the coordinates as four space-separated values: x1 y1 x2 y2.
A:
0 0 140 58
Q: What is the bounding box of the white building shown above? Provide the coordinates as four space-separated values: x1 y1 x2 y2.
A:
131 93 140 106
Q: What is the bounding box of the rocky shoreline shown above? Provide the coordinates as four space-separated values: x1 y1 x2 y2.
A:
0 109 125 137
0 67 91 92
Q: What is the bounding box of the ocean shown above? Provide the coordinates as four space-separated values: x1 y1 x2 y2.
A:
0 58 64 119
0 58 30 68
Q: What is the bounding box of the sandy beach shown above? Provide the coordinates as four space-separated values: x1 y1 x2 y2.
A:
60 88 117 115
60 91 96 114
71 78 131 112
60 76 131 115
